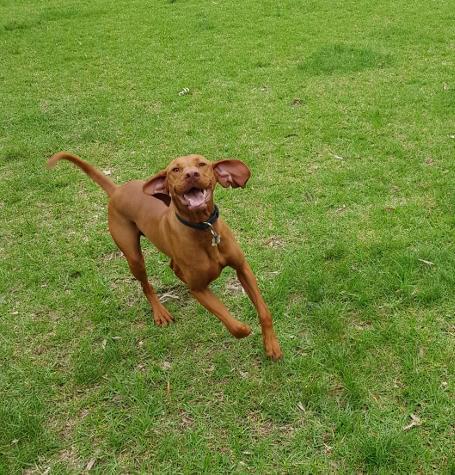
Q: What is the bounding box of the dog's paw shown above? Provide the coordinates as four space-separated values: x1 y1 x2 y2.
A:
264 337 283 361
232 323 252 339
153 306 174 326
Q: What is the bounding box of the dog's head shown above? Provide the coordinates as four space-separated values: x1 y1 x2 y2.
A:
143 154 251 217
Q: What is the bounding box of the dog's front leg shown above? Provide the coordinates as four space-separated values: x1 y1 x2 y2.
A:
235 261 283 360
190 288 251 339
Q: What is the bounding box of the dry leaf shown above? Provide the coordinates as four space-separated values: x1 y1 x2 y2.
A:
297 402 305 412
102 169 112 176
85 458 96 471
403 413 422 431
178 87 190 96
159 291 180 302
265 236 285 249
418 258 434 266
329 151 344 160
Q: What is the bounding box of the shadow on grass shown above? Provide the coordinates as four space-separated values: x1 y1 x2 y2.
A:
298 44 392 75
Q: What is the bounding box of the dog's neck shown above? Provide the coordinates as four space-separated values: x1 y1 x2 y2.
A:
169 201 221 247
171 201 216 224
175 204 219 229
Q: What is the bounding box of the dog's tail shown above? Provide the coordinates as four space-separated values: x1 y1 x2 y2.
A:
47 151 117 197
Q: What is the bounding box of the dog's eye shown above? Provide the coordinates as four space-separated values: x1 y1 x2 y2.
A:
198 162 207 167
172 167 180 173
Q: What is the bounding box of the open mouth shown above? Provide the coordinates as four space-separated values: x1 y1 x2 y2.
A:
181 187 211 210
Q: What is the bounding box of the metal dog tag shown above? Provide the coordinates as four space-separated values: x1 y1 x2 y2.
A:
211 232 221 247
205 222 221 247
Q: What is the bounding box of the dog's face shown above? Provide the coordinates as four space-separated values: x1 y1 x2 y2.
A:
143 154 251 215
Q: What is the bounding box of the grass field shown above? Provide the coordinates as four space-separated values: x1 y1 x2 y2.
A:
1 0 454 473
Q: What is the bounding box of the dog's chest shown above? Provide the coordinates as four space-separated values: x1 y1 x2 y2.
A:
171 247 226 289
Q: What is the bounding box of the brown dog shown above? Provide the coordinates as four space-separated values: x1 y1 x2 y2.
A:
48 152 282 360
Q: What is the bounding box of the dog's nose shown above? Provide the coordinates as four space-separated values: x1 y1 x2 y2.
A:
185 168 200 179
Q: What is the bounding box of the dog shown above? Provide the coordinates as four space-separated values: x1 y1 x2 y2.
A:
48 152 282 360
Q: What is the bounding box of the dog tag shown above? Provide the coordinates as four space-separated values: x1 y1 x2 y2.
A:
205 222 221 247
211 232 221 247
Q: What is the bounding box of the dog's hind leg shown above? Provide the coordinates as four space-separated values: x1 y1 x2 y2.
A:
108 212 173 326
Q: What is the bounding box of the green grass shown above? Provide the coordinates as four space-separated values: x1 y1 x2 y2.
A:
1 0 454 472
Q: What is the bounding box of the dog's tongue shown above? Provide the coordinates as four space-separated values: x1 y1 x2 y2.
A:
184 188 205 208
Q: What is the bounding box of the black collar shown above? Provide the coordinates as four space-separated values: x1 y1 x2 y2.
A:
175 204 219 230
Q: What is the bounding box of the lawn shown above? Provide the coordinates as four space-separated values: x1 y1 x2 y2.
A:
1 0 454 473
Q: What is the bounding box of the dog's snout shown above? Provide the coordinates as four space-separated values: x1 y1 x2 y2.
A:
185 168 200 179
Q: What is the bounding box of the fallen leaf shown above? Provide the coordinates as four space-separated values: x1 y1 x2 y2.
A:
178 87 190 96
102 169 112 176
85 458 96 471
329 151 344 160
403 413 422 431
159 291 180 302
265 236 285 249
418 258 434 266
297 402 305 412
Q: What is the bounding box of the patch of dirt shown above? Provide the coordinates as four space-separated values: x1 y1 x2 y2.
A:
264 236 286 249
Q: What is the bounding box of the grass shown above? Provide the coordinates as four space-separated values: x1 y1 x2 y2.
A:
1 0 454 472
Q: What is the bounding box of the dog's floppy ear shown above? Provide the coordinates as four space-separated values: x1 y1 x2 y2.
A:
213 160 251 188
143 171 170 205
